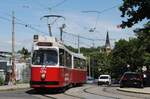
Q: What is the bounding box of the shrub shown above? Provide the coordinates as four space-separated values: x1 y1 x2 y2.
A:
0 76 4 85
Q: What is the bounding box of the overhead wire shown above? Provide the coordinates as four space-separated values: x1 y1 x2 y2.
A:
0 16 11 22
0 9 42 28
0 1 118 48
33 0 67 11
0 12 91 48
82 4 120 14
82 4 120 32
50 0 67 9
0 13 48 35
63 31 106 41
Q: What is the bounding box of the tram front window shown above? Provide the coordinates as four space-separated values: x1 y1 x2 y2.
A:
32 50 58 65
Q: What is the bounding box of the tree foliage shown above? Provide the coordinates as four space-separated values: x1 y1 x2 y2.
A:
119 0 150 28
134 22 150 67
111 22 150 78
89 52 112 78
66 45 112 78
111 38 144 78
17 47 30 61
65 25 150 78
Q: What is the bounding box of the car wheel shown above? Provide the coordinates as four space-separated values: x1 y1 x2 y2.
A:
108 83 111 86
120 84 124 88
106 82 109 85
140 83 144 88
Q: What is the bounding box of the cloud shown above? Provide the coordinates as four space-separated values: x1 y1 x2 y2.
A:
0 40 26 46
55 12 135 47
0 11 136 51
0 38 32 51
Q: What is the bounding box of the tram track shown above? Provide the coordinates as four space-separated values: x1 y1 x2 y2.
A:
83 86 119 99
63 92 85 99
42 85 119 99
42 88 85 99
38 84 148 99
103 87 150 99
84 85 149 99
40 85 150 99
41 94 58 99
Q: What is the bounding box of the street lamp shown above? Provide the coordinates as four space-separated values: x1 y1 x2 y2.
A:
127 64 130 71
98 68 101 72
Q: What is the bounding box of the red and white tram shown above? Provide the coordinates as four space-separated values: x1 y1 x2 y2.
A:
30 35 87 89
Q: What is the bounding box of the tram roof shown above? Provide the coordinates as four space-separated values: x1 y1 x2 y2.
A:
56 41 86 59
33 35 86 60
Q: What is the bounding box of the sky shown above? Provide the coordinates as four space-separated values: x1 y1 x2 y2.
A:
0 0 142 52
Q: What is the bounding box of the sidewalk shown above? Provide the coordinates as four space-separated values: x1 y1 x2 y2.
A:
0 83 30 91
117 87 150 94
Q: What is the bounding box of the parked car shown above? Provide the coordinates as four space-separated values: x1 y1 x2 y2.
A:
119 72 143 88
98 75 111 85
111 78 119 84
86 76 94 84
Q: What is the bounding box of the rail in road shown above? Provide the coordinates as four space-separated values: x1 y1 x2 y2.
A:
102 86 150 99
37 85 117 99
1 84 150 99
84 85 150 99
40 84 150 99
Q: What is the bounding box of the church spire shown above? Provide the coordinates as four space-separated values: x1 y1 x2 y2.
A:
105 31 111 54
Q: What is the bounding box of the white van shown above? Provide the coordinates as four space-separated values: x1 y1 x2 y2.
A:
98 75 111 85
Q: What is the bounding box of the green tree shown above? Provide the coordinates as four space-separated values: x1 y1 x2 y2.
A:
18 47 30 62
111 39 129 78
65 45 112 78
134 22 150 67
119 0 150 28
111 38 144 77
88 51 112 78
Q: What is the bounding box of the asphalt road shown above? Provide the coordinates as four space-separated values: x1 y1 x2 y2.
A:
0 84 150 99
0 89 38 99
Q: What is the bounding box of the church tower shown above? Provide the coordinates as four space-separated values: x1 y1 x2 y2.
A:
105 31 111 54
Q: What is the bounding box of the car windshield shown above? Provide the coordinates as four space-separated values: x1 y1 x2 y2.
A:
32 49 58 65
100 76 109 79
124 73 140 79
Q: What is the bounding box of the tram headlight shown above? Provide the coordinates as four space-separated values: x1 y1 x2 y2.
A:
41 73 46 80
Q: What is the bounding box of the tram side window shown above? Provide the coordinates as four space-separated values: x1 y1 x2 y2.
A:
74 57 77 68
66 51 72 68
74 57 80 69
59 49 65 66
80 59 86 69
74 58 86 69
83 60 86 69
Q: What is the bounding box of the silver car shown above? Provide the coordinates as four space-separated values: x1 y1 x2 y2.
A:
98 75 111 85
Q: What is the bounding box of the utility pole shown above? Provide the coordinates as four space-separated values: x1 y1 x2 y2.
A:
11 11 16 85
88 56 91 77
78 35 80 53
92 40 95 48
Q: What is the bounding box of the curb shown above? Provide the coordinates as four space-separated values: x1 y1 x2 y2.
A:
117 88 150 95
0 84 30 91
